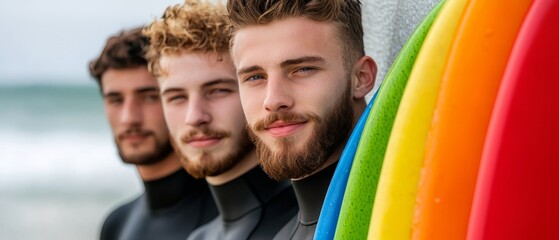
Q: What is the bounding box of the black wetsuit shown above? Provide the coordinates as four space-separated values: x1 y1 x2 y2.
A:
187 166 298 240
99 169 217 240
273 162 337 240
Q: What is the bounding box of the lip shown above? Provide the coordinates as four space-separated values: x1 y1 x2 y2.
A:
265 121 306 137
121 134 147 143
186 136 222 148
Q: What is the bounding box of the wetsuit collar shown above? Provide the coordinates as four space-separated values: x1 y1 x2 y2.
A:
143 169 207 210
291 161 338 225
209 166 290 221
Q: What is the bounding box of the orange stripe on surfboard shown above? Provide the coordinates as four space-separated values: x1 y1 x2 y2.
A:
410 0 533 239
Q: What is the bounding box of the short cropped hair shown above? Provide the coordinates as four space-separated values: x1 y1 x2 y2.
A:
227 0 364 71
144 0 231 78
88 27 148 87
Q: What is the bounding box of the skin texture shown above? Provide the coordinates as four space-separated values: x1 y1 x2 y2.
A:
157 52 256 185
231 16 375 240
101 66 180 180
156 51 298 240
232 16 375 181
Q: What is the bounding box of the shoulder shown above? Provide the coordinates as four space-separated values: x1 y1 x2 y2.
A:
99 197 140 240
186 217 221 240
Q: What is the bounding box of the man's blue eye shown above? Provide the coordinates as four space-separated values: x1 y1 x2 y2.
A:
144 94 160 102
297 67 315 73
168 95 186 103
246 75 264 81
209 89 232 96
106 97 123 105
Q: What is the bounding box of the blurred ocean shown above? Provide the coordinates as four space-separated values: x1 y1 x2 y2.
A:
0 83 142 240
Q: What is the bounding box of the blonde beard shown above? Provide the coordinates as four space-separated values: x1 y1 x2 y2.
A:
170 131 254 179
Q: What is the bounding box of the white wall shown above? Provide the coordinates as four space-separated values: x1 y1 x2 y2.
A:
363 0 441 100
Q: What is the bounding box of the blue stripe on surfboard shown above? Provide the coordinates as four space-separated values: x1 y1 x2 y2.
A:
314 89 379 240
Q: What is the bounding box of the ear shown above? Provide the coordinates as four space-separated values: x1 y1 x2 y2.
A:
352 56 377 99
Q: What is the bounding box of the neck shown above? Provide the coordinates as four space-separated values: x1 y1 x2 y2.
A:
143 168 207 210
137 153 183 181
206 151 259 186
291 161 338 224
208 166 293 221
353 99 367 124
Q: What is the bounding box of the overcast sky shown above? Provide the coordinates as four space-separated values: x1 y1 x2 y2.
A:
0 0 185 85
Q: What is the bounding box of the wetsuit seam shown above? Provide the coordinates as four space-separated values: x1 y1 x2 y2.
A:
288 215 300 240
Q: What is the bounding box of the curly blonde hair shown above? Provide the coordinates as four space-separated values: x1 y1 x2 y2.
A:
144 0 230 77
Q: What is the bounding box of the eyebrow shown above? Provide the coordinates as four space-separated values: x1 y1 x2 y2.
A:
237 56 325 76
237 65 264 76
161 88 183 96
161 78 238 96
136 86 159 94
104 86 159 98
280 56 325 68
201 78 238 88
103 92 121 98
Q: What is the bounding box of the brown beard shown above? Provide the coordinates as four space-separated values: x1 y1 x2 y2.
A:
116 127 174 165
248 80 354 181
172 127 254 179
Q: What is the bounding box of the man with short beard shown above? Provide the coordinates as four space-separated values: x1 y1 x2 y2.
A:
143 1 298 239
228 0 377 239
89 27 217 240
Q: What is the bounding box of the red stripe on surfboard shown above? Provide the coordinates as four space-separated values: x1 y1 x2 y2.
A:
468 0 559 239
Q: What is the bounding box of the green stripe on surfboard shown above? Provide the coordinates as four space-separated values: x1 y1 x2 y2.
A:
332 1 445 239
368 0 471 239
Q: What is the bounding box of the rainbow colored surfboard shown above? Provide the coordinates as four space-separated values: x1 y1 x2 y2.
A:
330 2 445 239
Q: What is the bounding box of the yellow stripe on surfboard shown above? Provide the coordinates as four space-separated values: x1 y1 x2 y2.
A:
367 0 471 239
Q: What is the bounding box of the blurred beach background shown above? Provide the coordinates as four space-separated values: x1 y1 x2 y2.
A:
0 0 437 238
0 0 182 239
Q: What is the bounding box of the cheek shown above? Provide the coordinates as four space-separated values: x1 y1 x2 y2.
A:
162 105 184 133
321 79 347 108
104 107 120 129
220 100 248 129
239 89 261 125
148 105 168 124
297 86 337 117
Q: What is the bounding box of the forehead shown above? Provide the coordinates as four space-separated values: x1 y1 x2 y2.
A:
231 17 342 69
158 52 236 89
101 67 157 93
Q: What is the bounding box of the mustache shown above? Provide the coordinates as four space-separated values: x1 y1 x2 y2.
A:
180 127 231 143
118 127 152 140
252 112 321 131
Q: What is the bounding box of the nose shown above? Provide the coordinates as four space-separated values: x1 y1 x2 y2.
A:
120 98 142 126
263 75 294 112
184 95 211 126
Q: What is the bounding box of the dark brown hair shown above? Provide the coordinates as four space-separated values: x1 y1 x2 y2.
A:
227 0 364 70
88 27 148 87
143 0 231 78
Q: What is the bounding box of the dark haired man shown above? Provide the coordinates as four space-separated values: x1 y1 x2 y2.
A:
89 27 217 240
